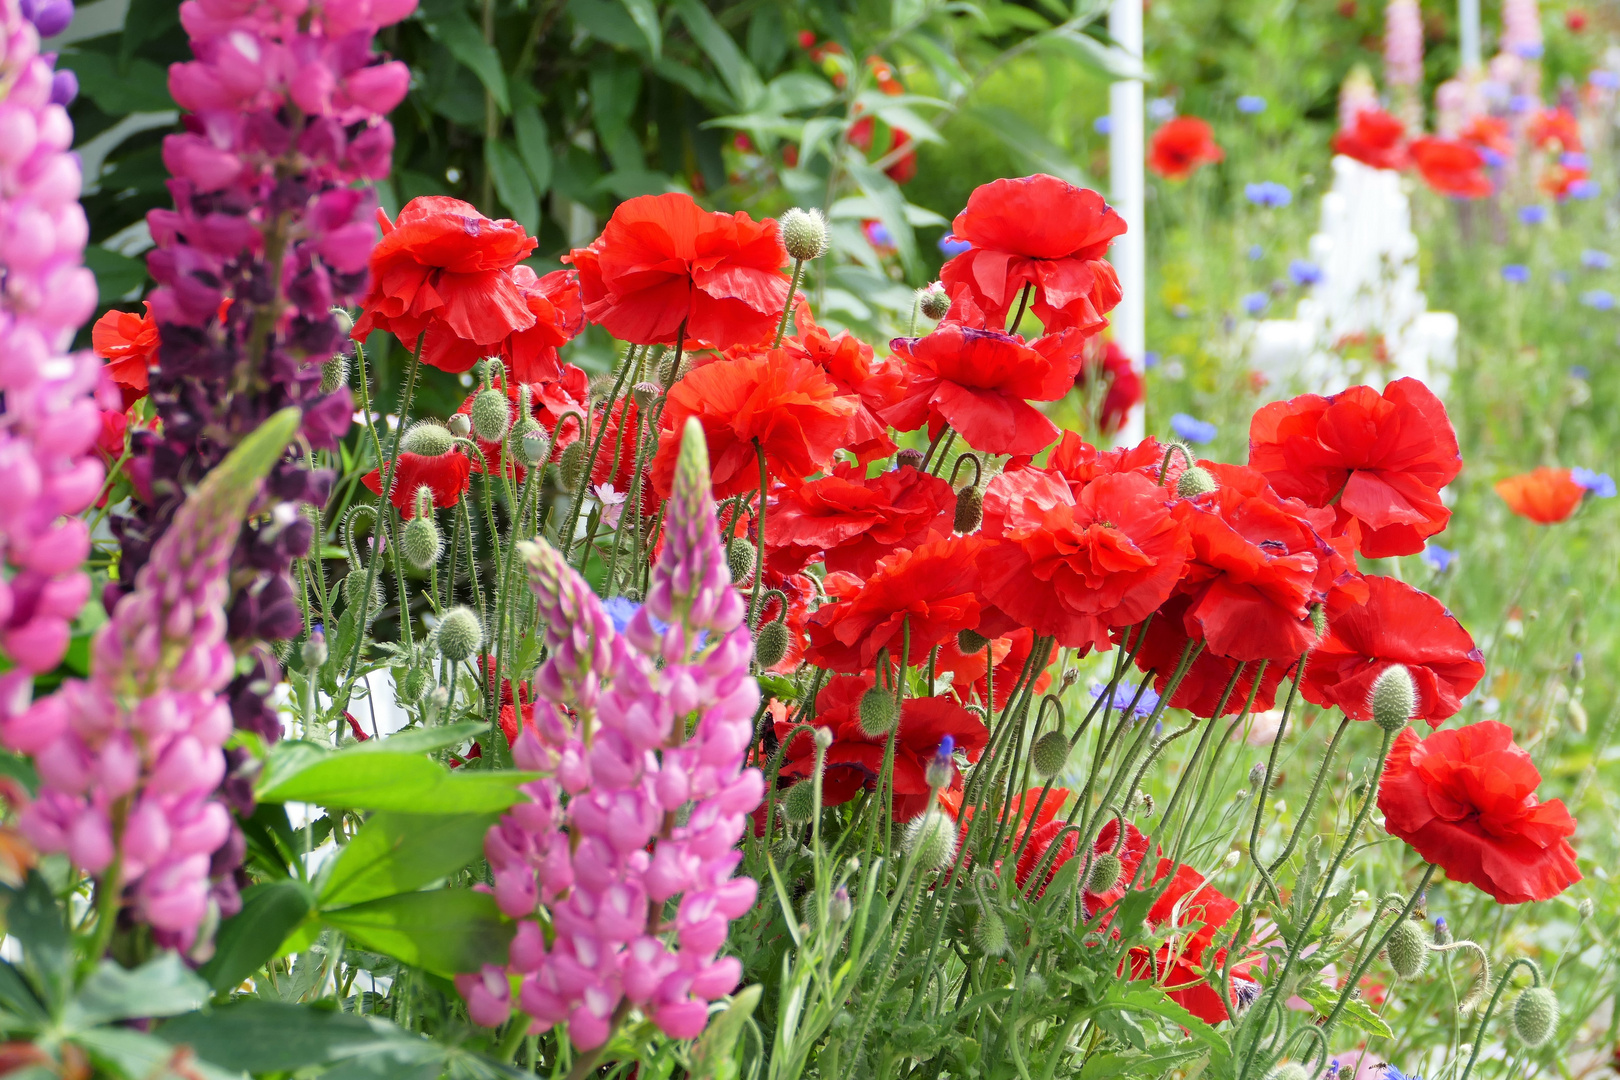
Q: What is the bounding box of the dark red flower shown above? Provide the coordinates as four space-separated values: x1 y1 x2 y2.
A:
766 462 956 577
1378 721 1580 904
423 266 584 380
785 310 907 463
91 302 157 407
805 534 986 672
1125 861 1248 1024
1409 137 1492 199
887 324 1078 457
1248 377 1461 557
1117 595 1292 717
1495 467 1586 523
1017 814 1150 908
362 448 472 518
351 197 538 368
649 349 855 499
1075 338 1143 435
1149 117 1224 179
1332 108 1408 170
977 466 1189 651
1303 575 1484 725
938 174 1125 334
777 675 989 821
567 192 791 348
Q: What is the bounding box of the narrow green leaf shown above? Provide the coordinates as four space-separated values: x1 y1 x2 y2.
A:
689 985 762 1078
64 955 210 1029
484 140 539 233
322 890 514 977
0 871 70 1013
510 105 553 195
319 811 500 908
350 720 487 757
0 961 45 1027
670 0 762 108
256 749 532 813
423 7 510 114
845 154 919 280
617 0 661 56
197 880 316 992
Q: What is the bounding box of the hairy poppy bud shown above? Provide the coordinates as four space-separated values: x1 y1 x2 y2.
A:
321 353 350 394
1031 730 1070 780
330 307 355 334
813 727 833 751
438 606 483 662
401 421 454 457
755 620 790 668
1176 465 1217 497
973 907 1009 955
470 388 512 443
905 809 957 872
1087 851 1122 894
1023 972 1046 998
632 381 661 408
402 508 442 571
557 441 586 492
1386 918 1429 979
780 207 829 261
782 781 816 824
447 413 471 438
958 628 989 653
522 430 552 465
954 487 984 534
858 687 896 736
343 568 382 623
1512 986 1558 1046
895 448 925 470
1371 664 1417 734
1266 1066 1309 1080
727 537 756 583
919 282 951 321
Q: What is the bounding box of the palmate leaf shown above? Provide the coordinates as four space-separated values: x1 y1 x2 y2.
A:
64 955 210 1029
197 881 316 993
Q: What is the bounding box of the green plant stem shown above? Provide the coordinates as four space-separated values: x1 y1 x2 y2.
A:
774 259 806 346
1458 955 1541 1080
748 439 768 630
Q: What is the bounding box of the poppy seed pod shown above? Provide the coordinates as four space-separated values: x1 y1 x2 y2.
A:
919 282 951 321
401 421 455 457
859 687 897 736
755 619 790 668
895 448 926 469
1512 986 1558 1046
438 606 483 662
954 487 984 533
470 388 512 443
904 809 958 872
1386 918 1430 979
1031 730 1070 780
320 352 350 394
958 628 990 653
632 381 661 408
782 781 816 824
1087 852 1122 894
727 537 756 583
557 441 586 492
447 412 471 438
1371 664 1417 733
779 207 829 261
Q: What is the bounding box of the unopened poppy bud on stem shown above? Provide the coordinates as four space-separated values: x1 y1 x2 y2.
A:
1513 986 1558 1046
557 441 586 492
1031 730 1070 780
1087 851 1122 894
859 688 897 736
401 421 455 457
1177 465 1217 497
447 413 471 438
727 537 756 583
438 606 483 662
1386 918 1430 979
1371 664 1417 733
755 619 789 667
321 353 350 394
471 387 512 443
905 809 957 872
782 781 816 824
973 907 1009 955
954 487 984 533
918 282 951 321
780 207 829 261
302 628 327 669
402 489 443 569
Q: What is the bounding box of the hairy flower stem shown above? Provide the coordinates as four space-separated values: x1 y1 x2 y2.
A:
1457 955 1540 1080
748 440 769 630
560 350 636 569
1265 716 1353 876
774 259 806 347
492 467 539 740
1246 651 1310 900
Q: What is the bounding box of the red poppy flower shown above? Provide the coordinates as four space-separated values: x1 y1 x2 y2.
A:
1495 467 1586 523
649 349 855 500
1542 162 1591 199
1410 137 1492 199
805 534 987 672
1248 377 1461 558
1331 108 1408 170
766 462 956 577
567 192 791 349
1047 431 1185 489
944 627 1054 712
1075 338 1143 435
1125 861 1248 1024
1149 117 1225 179
1378 721 1580 904
424 266 584 380
785 310 907 464
351 197 539 368
1117 595 1292 717
938 174 1125 334
1303 576 1484 725
776 675 989 821
887 325 1077 457
1459 115 1513 158
362 448 472 518
1529 108 1583 153
482 657 535 745
977 467 1189 651
1017 814 1150 908
91 302 157 407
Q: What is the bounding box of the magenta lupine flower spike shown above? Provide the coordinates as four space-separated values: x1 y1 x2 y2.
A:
1384 0 1424 89
5 410 302 955
463 418 764 1049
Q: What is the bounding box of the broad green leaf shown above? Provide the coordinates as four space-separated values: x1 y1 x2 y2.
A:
763 73 836 113
60 52 174 115
422 4 509 114
256 744 532 813
617 0 661 56
963 104 1086 186
349 720 486 757
851 91 945 144
118 0 182 67
511 105 553 195
567 0 648 50
64 955 210 1029
827 196 949 228
845 154 919 279
319 812 499 908
1039 22 1144 79
197 880 316 992
0 871 70 1013
75 1026 240 1080
158 1000 423 1072
689 985 762 1078
1294 981 1393 1040
83 246 148 305
0 961 46 1027
484 140 539 234
322 890 513 977
670 0 763 108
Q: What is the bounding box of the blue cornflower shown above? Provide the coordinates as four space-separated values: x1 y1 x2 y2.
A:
1289 259 1323 286
1571 364 1591 380
1244 181 1292 208
1236 94 1267 114
1502 264 1530 284
1089 680 1161 717
1148 97 1176 122
1247 244 1264 261
1582 249 1612 270
1510 93 1535 114
1479 146 1507 168
1572 467 1617 498
1514 41 1544 60
1568 179 1601 200
1170 413 1217 443
1377 1065 1424 1080
1581 289 1615 310
865 220 894 247
1592 69 1620 90
1519 205 1548 225
1422 542 1456 573
934 735 955 761
1143 351 1160 369
1242 291 1269 315
1562 151 1590 170
1093 115 1113 135
937 233 970 256
604 596 641 633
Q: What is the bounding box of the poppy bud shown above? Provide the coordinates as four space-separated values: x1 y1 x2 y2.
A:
957 628 989 653
343 568 382 623
895 448 925 469
858 687 896 736
1371 664 1417 734
904 809 957 872
779 207 829 261
727 537 756 583
1386 918 1429 979
321 353 350 394
1176 465 1217 497
918 282 951 321
782 781 816 824
1060 668 1080 690
522 430 552 465
401 421 455 457
953 487 984 534
471 388 512 443
302 628 327 670
755 620 789 668
813 726 833 751
1512 986 1558 1046
632 381 661 408
973 907 1009 955
1310 603 1328 639
1265 1066 1309 1080
438 606 483 662
403 517 442 572
557 441 586 492
828 886 852 925
1087 851 1122 894
1031 730 1070 780
425 685 450 724
447 413 471 438
330 307 355 334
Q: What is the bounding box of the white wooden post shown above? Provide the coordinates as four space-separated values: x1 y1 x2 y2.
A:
1109 0 1147 446
1459 0 1482 70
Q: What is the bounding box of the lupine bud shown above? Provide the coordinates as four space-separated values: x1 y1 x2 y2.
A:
1371 664 1417 734
1387 918 1429 979
973 907 1009 955
1031 730 1070 780
904 809 957 872
402 512 442 571
828 886 853 925
438 607 483 662
953 488 984 533
895 448 926 470
1176 465 1217 497
632 381 661 408
918 282 951 320
471 388 512 443
958 628 989 653
779 207 829 261
521 430 551 465
727 538 756 583
755 620 789 668
1087 852 1122 894
301 628 327 670
448 413 472 438
401 422 455 457
858 688 897 736
320 353 350 394
782 781 816 824
557 441 586 492
1512 986 1558 1046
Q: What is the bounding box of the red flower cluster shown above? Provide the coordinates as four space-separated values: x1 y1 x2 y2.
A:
1332 108 1408 170
1331 108 1493 199
1149 117 1225 179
